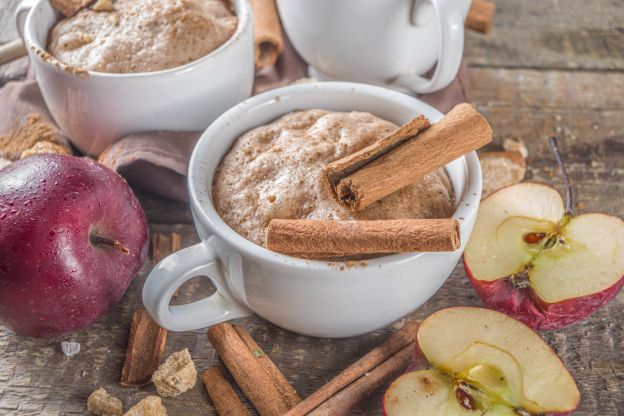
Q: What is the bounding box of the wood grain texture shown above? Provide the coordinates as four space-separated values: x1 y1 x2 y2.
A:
1 0 623 415
464 0 624 71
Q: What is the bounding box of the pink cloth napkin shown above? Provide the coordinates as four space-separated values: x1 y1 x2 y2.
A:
0 35 471 202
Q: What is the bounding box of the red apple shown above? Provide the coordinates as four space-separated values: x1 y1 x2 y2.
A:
383 307 580 415
464 138 624 330
0 154 149 337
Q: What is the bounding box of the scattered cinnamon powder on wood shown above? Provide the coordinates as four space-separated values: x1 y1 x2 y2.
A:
0 113 68 160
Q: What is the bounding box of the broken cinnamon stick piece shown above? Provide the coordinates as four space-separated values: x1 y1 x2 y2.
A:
207 323 300 416
326 103 492 211
284 320 419 416
267 219 460 256
465 0 496 34
249 0 284 68
120 310 168 387
202 367 252 416
324 115 431 191
309 344 414 416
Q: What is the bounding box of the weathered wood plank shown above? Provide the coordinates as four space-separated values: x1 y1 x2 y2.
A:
469 68 624 218
465 0 624 71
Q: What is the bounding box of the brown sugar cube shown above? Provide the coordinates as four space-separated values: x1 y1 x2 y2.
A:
123 396 167 416
151 348 197 397
480 151 527 198
87 387 123 416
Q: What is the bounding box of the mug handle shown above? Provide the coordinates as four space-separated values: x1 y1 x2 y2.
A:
15 0 38 41
392 0 464 94
142 236 252 331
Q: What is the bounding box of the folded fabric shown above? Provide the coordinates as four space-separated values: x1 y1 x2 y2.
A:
0 35 470 203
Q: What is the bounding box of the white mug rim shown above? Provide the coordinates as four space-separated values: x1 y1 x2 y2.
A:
188 81 482 272
21 0 252 79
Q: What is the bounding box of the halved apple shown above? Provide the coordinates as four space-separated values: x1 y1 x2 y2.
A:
383 307 580 415
464 138 624 330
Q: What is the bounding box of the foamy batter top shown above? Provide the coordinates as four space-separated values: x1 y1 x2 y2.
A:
48 0 237 73
212 110 456 248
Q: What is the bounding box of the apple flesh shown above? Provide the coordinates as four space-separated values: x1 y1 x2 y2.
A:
0 154 149 337
383 307 580 415
464 182 624 330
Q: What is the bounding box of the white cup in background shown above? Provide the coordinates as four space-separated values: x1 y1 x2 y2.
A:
15 0 255 156
277 0 471 94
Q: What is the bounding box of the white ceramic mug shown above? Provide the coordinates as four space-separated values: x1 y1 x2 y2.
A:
142 82 482 338
15 0 255 156
277 0 470 94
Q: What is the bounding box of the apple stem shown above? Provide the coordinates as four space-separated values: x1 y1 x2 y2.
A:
548 136 573 216
89 234 130 255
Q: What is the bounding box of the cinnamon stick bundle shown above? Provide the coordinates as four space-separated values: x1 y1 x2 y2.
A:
202 367 252 416
324 116 431 190
284 320 419 416
207 323 301 416
267 219 460 256
249 0 284 68
465 0 496 34
324 103 492 211
119 310 168 387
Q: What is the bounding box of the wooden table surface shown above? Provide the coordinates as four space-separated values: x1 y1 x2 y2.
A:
1 1 623 414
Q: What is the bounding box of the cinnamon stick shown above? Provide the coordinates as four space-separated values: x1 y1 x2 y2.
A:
202 367 252 416
309 344 414 416
119 232 180 387
267 219 460 256
324 115 431 191
284 320 419 416
152 231 182 296
249 0 284 68
152 232 182 265
325 103 492 211
465 0 496 34
207 323 301 416
119 310 168 387
233 326 301 409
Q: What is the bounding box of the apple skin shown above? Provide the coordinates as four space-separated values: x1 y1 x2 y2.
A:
0 154 149 338
465 258 624 331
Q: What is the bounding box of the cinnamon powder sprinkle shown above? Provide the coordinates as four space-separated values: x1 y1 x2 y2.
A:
0 113 69 161
30 46 89 78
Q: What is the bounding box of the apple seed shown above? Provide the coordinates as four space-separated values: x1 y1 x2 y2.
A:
454 381 477 411
523 232 546 244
